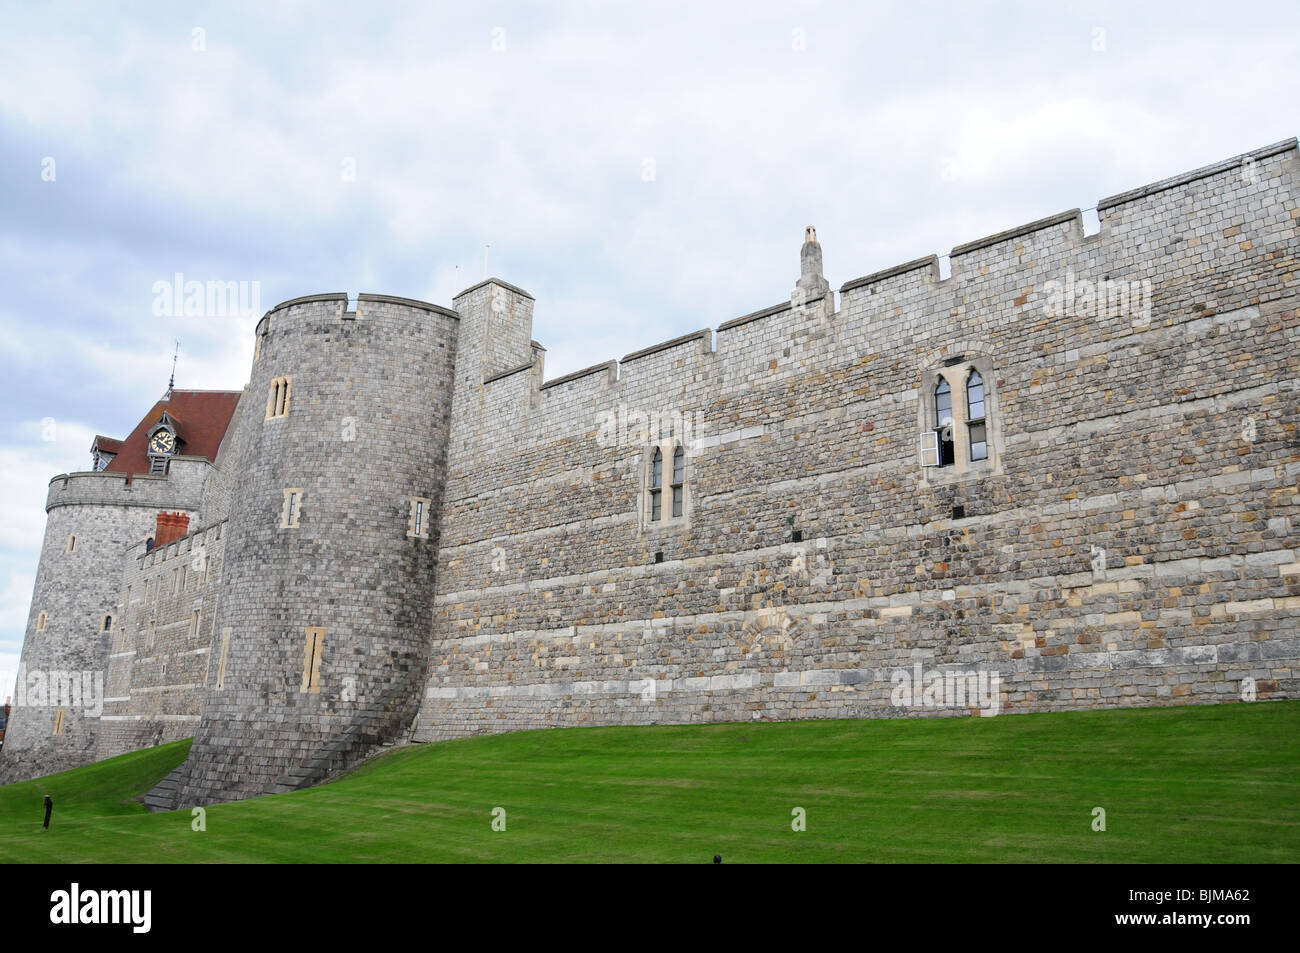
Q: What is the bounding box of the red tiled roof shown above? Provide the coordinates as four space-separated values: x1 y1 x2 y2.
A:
91 435 125 454
103 390 243 476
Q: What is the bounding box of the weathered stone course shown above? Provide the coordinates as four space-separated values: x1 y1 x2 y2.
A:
4 139 1297 801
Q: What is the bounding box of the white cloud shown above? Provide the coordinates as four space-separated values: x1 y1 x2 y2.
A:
0 567 35 630
0 2 1297 680
0 420 99 550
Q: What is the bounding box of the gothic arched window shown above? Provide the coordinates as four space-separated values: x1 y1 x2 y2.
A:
671 446 685 518
650 447 664 521
934 377 955 466
967 370 987 461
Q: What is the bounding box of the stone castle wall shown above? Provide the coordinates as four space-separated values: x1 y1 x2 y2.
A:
0 464 211 781
172 294 461 805
95 520 229 760
4 138 1297 801
412 139 1299 740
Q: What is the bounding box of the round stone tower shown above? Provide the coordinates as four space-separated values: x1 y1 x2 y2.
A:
175 293 460 804
0 468 205 782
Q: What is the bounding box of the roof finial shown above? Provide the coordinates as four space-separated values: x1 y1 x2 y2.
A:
166 340 179 399
793 225 833 320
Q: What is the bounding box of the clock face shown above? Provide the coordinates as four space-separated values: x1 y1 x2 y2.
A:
149 430 176 455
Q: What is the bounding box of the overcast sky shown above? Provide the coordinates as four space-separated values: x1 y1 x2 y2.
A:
1 1 1297 697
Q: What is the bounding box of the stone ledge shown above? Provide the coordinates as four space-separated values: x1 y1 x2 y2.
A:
454 276 535 301
716 301 792 332
622 328 712 364
356 293 459 320
951 209 1081 257
262 292 348 316
483 361 536 385
1098 138 1298 211
840 255 941 293
540 360 618 391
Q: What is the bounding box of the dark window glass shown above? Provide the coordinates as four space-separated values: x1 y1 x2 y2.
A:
651 448 663 488
938 430 954 466
935 377 952 428
969 421 988 461
967 370 985 421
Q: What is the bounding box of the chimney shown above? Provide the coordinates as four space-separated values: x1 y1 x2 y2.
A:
154 511 190 548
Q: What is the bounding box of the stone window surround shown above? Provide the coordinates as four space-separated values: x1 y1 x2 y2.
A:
302 627 326 694
66 534 76 553
281 488 304 529
36 610 47 631
918 353 1004 483
215 627 232 691
265 375 292 419
408 496 432 539
640 439 692 532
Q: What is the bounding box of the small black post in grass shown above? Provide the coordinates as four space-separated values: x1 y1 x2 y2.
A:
43 794 53 830
713 854 721 864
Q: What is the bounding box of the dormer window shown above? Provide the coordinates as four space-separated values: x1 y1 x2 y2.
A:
90 436 120 471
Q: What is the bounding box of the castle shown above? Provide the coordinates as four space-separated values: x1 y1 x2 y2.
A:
3 139 1297 807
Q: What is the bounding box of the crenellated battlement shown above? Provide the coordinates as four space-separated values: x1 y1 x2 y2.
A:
466 138 1297 454
45 460 211 512
254 292 458 351
412 136 1300 750
134 517 226 566
9 135 1299 798
255 137 1299 444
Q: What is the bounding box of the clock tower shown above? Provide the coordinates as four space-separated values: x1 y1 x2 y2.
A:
146 412 179 474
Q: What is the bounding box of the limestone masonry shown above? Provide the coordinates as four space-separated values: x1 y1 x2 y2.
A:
3 139 1298 805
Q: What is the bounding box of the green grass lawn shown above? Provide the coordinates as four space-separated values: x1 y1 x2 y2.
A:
1 701 1297 863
